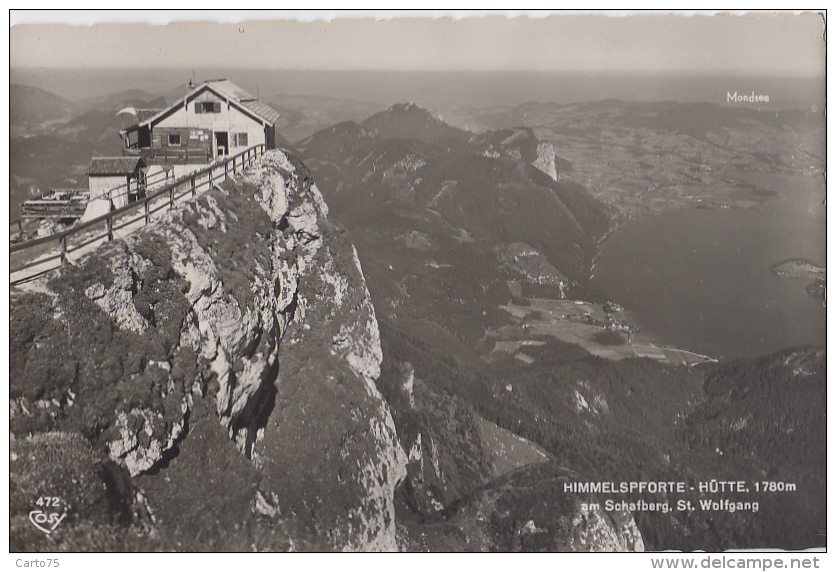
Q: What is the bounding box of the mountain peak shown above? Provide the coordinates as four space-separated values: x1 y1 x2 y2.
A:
361 103 469 145
390 102 421 112
369 102 439 124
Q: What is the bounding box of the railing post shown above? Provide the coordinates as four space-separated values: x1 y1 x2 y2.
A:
59 235 67 266
191 176 196 197
145 199 150 226
106 199 114 241
169 185 175 210
209 169 214 191
224 161 229 181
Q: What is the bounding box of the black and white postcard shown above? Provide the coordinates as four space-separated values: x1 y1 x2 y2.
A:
7 10 828 565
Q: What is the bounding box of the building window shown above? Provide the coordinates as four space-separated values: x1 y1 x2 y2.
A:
195 101 221 113
232 132 248 147
168 134 181 146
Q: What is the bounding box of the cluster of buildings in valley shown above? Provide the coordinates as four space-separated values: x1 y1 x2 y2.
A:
19 79 281 227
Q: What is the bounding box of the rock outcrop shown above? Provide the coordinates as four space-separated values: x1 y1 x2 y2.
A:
9 149 406 551
533 141 559 181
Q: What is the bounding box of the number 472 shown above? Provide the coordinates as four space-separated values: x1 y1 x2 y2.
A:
36 497 62 507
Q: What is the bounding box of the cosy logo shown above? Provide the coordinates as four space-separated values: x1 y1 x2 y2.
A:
28 497 67 535
727 91 770 103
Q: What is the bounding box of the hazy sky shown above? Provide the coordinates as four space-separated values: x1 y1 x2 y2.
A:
9 11 826 76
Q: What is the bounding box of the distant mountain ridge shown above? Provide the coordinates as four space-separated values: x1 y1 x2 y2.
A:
298 103 609 345
10 83 80 127
480 98 824 141
78 88 167 113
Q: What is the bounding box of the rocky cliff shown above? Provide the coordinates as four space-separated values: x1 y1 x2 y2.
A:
10 149 406 551
10 148 644 552
533 141 559 182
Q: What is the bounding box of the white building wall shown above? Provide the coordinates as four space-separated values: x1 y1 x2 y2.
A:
171 164 204 180
146 165 199 188
89 175 128 207
154 92 266 155
145 165 168 189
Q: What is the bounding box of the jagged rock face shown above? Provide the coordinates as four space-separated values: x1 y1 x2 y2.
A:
376 365 495 517
9 149 406 551
533 141 559 182
469 127 558 182
242 151 407 551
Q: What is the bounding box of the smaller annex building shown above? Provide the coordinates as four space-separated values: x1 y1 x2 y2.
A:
88 157 147 209
120 79 281 179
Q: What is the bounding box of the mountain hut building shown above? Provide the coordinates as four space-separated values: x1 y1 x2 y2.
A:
119 79 281 179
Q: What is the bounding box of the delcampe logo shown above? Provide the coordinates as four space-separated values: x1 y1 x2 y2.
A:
28 497 67 535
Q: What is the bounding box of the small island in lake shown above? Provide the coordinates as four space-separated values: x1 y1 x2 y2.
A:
770 258 826 302
770 258 826 278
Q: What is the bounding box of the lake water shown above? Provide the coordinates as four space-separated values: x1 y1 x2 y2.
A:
593 174 826 359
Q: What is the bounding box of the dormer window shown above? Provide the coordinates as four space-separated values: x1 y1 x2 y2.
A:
195 101 221 113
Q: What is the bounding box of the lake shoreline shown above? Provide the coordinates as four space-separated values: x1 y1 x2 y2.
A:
589 175 826 360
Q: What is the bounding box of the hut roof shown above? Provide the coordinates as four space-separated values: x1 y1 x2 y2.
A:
89 157 145 176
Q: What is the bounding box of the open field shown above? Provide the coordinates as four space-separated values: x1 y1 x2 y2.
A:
494 297 715 365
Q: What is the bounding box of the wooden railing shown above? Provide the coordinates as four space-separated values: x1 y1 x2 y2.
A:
9 218 39 237
9 166 174 236
124 146 213 164
10 144 266 285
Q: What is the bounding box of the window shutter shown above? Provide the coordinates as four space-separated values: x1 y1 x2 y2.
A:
195 102 202 113
214 101 221 113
